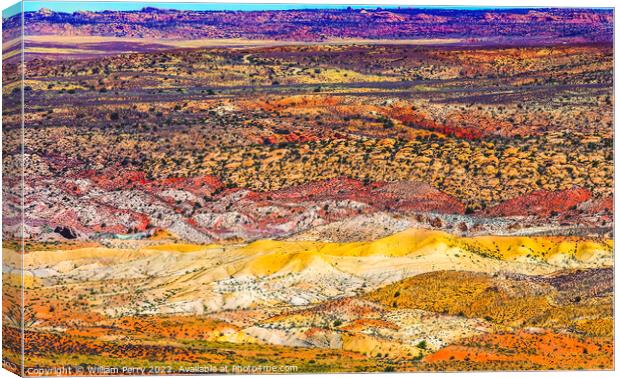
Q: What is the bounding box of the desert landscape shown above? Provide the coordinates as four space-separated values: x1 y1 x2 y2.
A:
2 4 614 374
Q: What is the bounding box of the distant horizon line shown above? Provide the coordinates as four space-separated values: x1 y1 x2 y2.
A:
3 2 614 19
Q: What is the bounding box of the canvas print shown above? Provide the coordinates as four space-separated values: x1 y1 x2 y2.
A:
2 1 614 375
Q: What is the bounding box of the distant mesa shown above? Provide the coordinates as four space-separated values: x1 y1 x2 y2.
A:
141 7 166 13
36 7 54 17
7 7 612 45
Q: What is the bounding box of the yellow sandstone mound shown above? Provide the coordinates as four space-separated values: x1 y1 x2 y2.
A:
460 235 612 263
239 228 611 264
22 228 612 283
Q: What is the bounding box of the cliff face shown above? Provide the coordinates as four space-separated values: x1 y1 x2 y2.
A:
15 7 613 44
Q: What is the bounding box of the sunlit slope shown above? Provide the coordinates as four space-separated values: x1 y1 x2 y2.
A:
241 229 456 257
236 228 611 276
464 235 612 260
24 228 612 278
